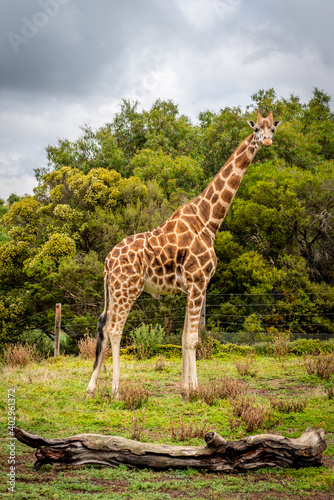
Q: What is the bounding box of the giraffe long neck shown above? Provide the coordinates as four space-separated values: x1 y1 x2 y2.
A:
195 133 260 236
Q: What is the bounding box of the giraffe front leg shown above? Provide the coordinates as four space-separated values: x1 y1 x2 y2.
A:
110 333 122 399
181 288 205 398
181 307 190 399
108 293 140 400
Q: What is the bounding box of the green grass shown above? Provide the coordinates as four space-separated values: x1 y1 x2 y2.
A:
0 353 333 499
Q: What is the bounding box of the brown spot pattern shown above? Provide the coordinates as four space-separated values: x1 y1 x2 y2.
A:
222 163 233 178
227 174 241 190
221 190 233 204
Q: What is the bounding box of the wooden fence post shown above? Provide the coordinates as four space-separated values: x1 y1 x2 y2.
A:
54 303 61 357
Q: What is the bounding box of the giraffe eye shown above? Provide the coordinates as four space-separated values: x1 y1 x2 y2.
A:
271 127 276 133
254 126 259 132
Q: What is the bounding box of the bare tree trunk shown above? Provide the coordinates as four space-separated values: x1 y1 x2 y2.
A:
14 427 326 472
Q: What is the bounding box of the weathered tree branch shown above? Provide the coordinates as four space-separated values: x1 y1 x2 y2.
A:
14 426 326 472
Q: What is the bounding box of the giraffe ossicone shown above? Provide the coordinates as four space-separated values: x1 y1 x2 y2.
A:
87 111 281 399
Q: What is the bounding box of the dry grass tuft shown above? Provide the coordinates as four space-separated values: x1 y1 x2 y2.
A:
267 332 291 363
78 332 112 360
270 397 307 413
131 409 146 441
121 381 149 410
229 396 277 433
154 355 167 371
234 354 258 377
170 417 210 442
3 342 39 367
304 353 334 380
189 376 246 406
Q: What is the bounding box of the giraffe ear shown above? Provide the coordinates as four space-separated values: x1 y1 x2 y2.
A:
247 120 256 129
273 120 282 128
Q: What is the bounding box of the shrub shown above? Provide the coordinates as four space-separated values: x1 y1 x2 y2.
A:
289 338 322 356
78 332 112 360
304 353 334 380
131 409 146 441
228 396 276 433
18 329 53 357
197 335 221 360
158 344 182 358
234 353 258 377
121 381 149 410
267 332 291 362
3 342 39 367
216 343 255 357
289 338 334 356
217 376 246 400
190 377 246 406
270 397 307 413
78 332 97 359
129 323 165 359
170 417 209 442
154 355 167 371
189 384 216 406
253 342 270 356
120 344 182 358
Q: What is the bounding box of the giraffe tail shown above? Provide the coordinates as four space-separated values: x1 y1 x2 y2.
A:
93 271 109 370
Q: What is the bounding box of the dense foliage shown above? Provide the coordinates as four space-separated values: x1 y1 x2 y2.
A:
1 89 334 350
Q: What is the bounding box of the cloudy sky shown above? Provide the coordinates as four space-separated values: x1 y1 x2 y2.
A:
1 0 334 199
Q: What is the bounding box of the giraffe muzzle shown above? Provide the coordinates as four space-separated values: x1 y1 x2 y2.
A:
263 138 272 146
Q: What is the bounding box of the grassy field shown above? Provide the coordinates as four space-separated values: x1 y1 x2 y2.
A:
0 350 333 499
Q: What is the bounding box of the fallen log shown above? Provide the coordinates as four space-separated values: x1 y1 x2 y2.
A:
14 426 326 472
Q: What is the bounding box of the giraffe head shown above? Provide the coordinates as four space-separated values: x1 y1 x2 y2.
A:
247 110 281 146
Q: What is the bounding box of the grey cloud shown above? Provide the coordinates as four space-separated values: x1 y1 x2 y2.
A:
1 0 334 199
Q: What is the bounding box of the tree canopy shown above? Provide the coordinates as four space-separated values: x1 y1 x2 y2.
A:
1 88 334 349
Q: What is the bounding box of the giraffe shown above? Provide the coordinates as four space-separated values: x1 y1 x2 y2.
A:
87 110 281 399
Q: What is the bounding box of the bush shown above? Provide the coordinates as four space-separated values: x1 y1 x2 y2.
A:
267 332 291 362
129 323 165 359
3 342 39 367
190 376 246 406
78 332 112 360
121 381 149 410
158 344 182 358
289 338 334 356
234 353 258 377
270 397 307 413
120 343 182 358
304 353 334 380
18 329 54 357
216 343 255 357
197 335 221 360
170 417 209 442
228 396 276 433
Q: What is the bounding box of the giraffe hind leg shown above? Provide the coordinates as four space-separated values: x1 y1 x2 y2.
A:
87 311 109 397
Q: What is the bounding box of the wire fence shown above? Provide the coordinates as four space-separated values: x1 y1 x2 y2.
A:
26 291 334 347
